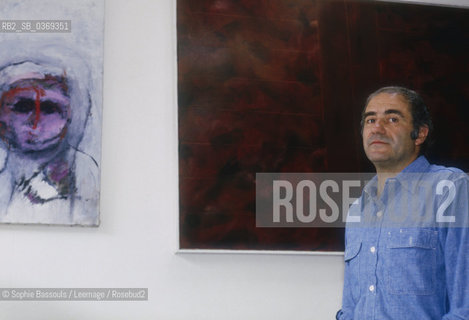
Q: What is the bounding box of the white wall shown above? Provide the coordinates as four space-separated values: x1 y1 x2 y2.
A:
1 0 468 319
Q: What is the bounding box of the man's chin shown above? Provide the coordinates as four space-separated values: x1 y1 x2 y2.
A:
365 151 390 162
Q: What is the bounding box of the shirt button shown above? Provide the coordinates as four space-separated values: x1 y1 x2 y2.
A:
376 211 383 217
370 246 376 253
369 285 375 292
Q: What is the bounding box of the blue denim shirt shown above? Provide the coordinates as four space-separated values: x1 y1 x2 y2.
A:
337 156 469 320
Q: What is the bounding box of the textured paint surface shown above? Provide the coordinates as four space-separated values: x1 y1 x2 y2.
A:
178 0 469 251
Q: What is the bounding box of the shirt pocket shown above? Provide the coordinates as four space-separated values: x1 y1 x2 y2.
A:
344 241 362 301
385 228 438 295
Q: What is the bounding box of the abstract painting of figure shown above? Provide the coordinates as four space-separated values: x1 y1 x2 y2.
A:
0 0 103 225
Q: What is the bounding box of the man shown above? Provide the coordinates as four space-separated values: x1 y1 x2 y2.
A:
336 87 469 319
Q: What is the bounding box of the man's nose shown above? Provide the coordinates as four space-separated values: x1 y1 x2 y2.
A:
370 118 386 134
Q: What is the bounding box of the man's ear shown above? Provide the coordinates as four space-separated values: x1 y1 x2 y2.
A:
415 125 429 146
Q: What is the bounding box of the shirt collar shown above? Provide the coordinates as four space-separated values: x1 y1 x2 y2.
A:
363 156 431 198
394 156 431 194
363 175 378 199
400 155 431 174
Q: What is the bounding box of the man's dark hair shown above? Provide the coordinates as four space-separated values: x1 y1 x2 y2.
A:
361 86 433 155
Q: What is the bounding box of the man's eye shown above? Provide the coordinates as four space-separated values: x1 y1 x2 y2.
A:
366 118 375 124
389 117 398 123
12 99 35 113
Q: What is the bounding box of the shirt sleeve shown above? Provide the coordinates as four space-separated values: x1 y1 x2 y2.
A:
441 176 469 320
337 234 358 320
336 264 356 319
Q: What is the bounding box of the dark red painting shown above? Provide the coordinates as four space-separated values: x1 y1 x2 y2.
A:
178 0 469 251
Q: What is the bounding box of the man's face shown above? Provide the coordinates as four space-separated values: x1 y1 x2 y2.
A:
0 78 70 153
362 92 420 170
